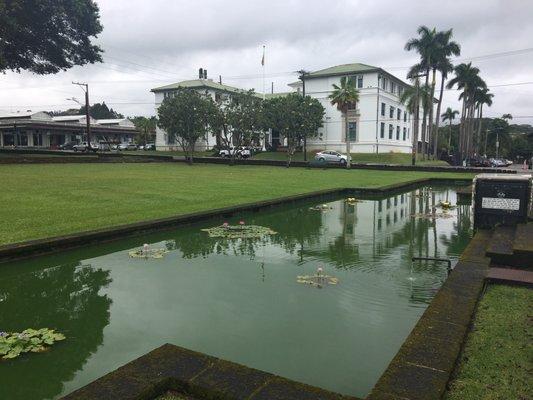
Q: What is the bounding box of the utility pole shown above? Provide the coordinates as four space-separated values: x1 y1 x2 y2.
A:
297 69 309 161
496 130 500 159
72 82 91 150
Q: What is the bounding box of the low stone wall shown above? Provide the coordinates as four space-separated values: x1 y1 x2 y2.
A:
368 230 492 400
188 156 515 174
61 343 357 400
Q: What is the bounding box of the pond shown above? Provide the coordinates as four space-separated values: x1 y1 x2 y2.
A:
0 186 472 399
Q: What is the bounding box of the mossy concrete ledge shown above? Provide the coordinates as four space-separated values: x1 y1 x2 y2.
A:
367 232 492 400
60 343 359 400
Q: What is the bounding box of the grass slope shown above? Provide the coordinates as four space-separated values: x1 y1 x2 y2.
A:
0 163 471 245
445 285 532 400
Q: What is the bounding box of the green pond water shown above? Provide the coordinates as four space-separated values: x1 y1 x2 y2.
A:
0 186 472 399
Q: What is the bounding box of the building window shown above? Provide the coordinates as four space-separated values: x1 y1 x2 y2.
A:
391 82 396 94
397 109 401 120
389 106 394 119
381 77 386 90
404 111 407 122
380 122 385 138
357 75 363 88
389 124 393 139
396 126 400 140
403 127 406 140
33 133 43 146
381 102 386 116
399 86 403 97
348 121 357 141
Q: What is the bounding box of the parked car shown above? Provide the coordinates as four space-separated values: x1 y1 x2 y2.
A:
117 143 138 151
219 147 249 158
73 142 99 152
314 150 349 165
58 141 77 150
144 143 155 151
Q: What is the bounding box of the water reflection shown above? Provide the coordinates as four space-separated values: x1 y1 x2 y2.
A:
0 264 112 400
0 186 471 399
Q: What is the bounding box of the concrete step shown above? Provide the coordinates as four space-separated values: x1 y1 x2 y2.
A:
511 223 533 269
486 225 516 257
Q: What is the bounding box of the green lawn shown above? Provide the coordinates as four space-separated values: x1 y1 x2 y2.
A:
445 285 532 400
0 163 471 245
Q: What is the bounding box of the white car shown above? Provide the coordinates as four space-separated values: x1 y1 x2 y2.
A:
117 143 138 151
73 142 99 152
219 147 251 158
314 150 349 165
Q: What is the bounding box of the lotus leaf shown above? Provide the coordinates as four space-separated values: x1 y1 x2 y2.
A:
296 274 339 288
202 225 277 239
129 248 168 259
0 328 66 360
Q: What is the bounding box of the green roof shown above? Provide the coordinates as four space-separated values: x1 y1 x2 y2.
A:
151 79 262 97
307 63 379 78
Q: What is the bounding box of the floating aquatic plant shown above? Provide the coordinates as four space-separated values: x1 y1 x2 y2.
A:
436 200 456 210
202 224 277 239
297 267 339 288
0 328 66 360
129 243 168 259
346 197 363 204
309 204 332 212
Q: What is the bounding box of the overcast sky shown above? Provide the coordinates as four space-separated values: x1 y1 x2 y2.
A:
1 0 532 123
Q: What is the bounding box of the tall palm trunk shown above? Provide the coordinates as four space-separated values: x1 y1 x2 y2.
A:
421 70 429 160
432 70 445 159
448 120 453 149
427 68 437 159
458 89 467 163
476 104 483 155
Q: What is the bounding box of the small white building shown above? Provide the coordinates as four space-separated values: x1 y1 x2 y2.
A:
288 63 426 154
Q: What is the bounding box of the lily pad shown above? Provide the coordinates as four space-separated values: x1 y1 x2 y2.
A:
0 328 66 361
202 225 277 239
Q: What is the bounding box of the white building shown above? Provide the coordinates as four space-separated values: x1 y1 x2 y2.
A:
151 74 261 151
151 64 428 154
0 111 137 148
289 63 425 154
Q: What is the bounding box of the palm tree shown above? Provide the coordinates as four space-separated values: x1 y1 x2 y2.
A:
473 88 493 154
446 62 481 162
441 107 459 149
405 26 439 159
431 29 460 159
329 76 359 168
400 80 430 163
502 113 513 121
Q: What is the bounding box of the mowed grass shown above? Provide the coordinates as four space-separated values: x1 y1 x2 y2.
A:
445 285 532 400
0 163 471 245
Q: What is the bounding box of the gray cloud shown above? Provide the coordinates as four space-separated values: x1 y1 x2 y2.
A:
1 0 532 122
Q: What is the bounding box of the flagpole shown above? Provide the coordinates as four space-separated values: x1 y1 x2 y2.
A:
262 45 266 100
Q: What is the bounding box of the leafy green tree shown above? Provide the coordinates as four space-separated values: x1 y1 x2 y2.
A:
0 0 103 74
263 93 324 167
80 102 124 119
157 89 212 164
209 90 264 165
328 76 359 168
132 116 157 145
